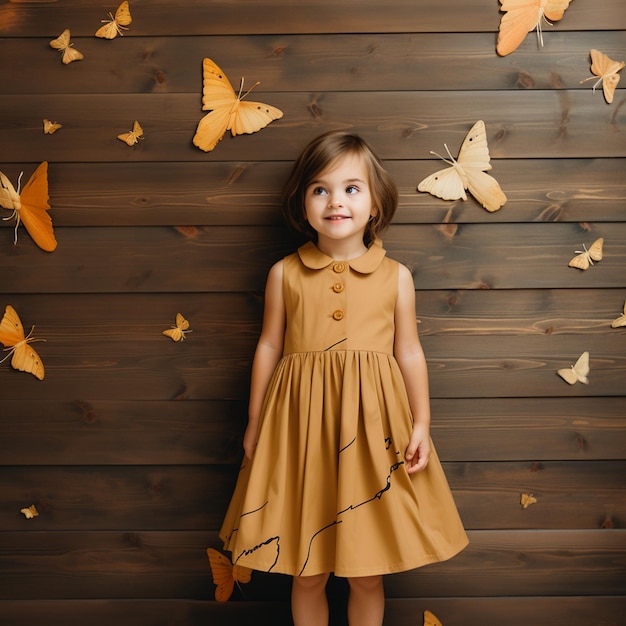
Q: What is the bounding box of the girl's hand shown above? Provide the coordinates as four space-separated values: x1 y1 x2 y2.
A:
243 423 258 460
405 423 431 474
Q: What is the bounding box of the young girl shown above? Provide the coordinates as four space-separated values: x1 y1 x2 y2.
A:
219 131 468 625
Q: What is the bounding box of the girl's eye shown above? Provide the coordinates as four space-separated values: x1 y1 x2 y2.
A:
312 186 327 195
346 185 359 194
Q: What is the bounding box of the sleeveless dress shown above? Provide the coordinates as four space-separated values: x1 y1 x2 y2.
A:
219 241 468 577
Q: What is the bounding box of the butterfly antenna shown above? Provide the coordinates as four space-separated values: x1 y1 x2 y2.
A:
429 144 456 166
240 80 261 101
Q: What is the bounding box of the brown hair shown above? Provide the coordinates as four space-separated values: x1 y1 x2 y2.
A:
281 130 398 247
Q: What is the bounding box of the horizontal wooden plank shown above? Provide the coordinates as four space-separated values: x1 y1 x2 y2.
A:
0 597 624 626
0 158 624 227
1 461 624 531
2 395 624 465
1 91 625 163
0 530 622 599
1 0 623 37
1 223 625 293
2 32 625 94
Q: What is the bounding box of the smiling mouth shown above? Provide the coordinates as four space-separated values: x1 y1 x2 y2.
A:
326 215 350 220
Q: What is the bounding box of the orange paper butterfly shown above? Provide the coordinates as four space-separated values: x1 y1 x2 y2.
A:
497 0 574 56
162 313 191 342
0 161 56 252
0 305 45 380
49 29 84 64
43 119 62 134
568 237 603 270
580 49 624 104
417 120 507 212
21 504 39 519
95 1 132 39
117 120 144 146
520 493 538 509
207 548 252 602
611 302 626 329
193 58 283 152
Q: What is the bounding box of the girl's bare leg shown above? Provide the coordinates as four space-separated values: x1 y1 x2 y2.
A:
292 573 330 626
347 575 384 626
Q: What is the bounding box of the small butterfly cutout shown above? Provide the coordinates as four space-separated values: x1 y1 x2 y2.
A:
557 351 589 385
580 49 624 104
207 548 252 602
423 609 443 626
611 302 626 328
43 119 62 135
95 1 132 39
496 0 574 56
520 493 537 509
0 162 56 252
417 120 507 212
0 305 45 380
193 57 283 152
162 313 191 342
20 504 39 519
568 237 603 270
117 120 144 146
49 29 84 64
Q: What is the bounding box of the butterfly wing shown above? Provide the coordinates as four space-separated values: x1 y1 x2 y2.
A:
95 20 118 39
18 162 56 252
62 46 84 64
174 313 189 331
587 237 603 262
0 171 20 211
464 169 507 212
230 100 283 137
418 166 467 202
572 351 590 384
12 342 45 380
114 1 132 26
568 250 590 270
587 49 624 103
557 365 578 384
162 328 182 341
423 609 443 626
118 120 143 146
232 563 253 585
207 548 235 602
543 0 573 22
200 58 237 110
456 120 492 171
0 305 24 348
21 504 39 519
520 493 537 508
496 0 543 56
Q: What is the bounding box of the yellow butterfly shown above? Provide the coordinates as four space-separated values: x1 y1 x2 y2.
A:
0 161 56 252
49 29 84 64
611 301 626 328
497 0 574 56
207 548 252 602
557 351 589 385
193 57 283 152
568 237 603 270
95 1 132 39
21 504 39 519
580 49 624 104
43 119 62 135
417 120 507 212
520 493 537 509
117 120 144 146
0 305 45 380
162 313 191 342
423 609 443 626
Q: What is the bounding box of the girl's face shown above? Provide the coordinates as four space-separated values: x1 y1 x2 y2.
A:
304 153 375 250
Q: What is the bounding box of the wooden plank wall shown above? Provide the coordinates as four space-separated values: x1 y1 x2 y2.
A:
0 1 625 624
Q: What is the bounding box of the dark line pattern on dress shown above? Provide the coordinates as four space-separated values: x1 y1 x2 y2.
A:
240 501 269 518
324 337 347 351
339 436 356 454
235 536 281 572
298 461 404 575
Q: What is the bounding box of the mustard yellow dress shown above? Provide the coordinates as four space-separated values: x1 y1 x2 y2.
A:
219 241 468 577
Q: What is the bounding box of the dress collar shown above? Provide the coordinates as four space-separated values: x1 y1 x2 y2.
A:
297 240 387 274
